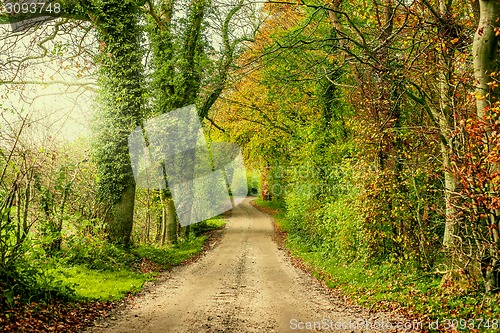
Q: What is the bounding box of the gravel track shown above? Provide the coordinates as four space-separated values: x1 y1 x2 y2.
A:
86 197 416 333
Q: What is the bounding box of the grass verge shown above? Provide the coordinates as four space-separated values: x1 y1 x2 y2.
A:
51 217 226 301
0 217 226 332
253 199 500 332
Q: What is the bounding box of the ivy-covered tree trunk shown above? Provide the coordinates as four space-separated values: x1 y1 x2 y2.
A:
90 0 145 246
147 0 206 111
146 0 208 243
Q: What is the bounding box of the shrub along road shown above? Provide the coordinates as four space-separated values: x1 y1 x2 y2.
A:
86 198 413 332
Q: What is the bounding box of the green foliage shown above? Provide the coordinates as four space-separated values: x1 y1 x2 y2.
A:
146 0 212 114
51 231 214 301
246 170 260 196
1 214 222 305
0 206 27 270
256 199 500 331
284 189 315 238
312 194 364 262
189 217 226 236
0 251 76 307
62 218 138 271
253 198 286 212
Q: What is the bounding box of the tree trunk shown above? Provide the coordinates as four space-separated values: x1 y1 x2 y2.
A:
472 0 500 293
160 204 167 246
261 163 270 201
91 1 145 246
147 0 208 241
106 184 136 247
166 198 177 245
473 0 500 117
437 0 459 249
441 143 457 248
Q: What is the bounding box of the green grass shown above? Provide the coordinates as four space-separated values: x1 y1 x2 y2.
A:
287 243 500 331
254 199 500 332
50 265 153 301
46 217 226 301
253 198 286 212
133 237 205 269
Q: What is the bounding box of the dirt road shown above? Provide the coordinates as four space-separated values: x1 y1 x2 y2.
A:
88 198 415 332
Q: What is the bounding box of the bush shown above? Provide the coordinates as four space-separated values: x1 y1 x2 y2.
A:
0 255 76 307
313 194 365 262
62 218 137 270
284 189 314 238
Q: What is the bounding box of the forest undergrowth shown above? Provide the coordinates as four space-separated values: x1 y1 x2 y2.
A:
254 198 500 332
0 217 225 332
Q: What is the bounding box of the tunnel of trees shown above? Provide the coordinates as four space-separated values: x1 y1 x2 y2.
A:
1 0 500 330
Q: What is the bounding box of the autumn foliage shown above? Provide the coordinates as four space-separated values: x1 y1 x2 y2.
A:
212 0 500 297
